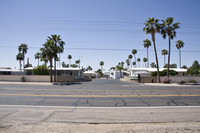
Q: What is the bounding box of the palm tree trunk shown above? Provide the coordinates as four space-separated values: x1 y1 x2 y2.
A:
23 52 25 70
147 48 149 68
134 55 137 67
164 55 166 66
167 37 171 78
19 60 22 71
38 58 39 66
152 34 160 83
50 58 53 82
69 59 71 68
54 58 57 82
179 49 181 68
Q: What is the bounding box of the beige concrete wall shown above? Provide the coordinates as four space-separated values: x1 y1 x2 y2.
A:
141 76 200 83
166 76 200 83
121 75 200 83
0 75 21 82
0 75 50 82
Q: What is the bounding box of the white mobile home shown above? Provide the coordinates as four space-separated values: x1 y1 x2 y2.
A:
110 70 124 79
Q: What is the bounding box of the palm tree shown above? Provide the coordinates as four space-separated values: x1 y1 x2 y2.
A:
68 55 72 68
35 52 41 66
161 49 168 66
125 59 130 69
86 66 93 71
132 49 137 67
143 57 148 68
143 17 161 83
100 61 104 71
75 60 80 68
18 44 28 70
176 40 184 68
16 53 24 71
40 40 55 82
40 54 48 67
128 54 133 68
150 62 157 68
47 34 65 82
137 58 141 68
132 61 136 67
116 62 124 78
161 17 180 78
143 39 151 68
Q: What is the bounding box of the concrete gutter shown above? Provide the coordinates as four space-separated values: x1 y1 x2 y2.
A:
0 105 200 124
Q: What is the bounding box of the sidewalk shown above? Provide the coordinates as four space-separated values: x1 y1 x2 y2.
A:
0 105 200 132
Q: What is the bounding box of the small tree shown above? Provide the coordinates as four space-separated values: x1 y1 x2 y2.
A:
33 65 50 75
35 52 41 66
100 61 104 71
150 62 157 68
143 57 148 68
128 54 133 68
176 40 184 68
187 60 200 76
18 43 28 69
137 58 141 68
68 55 72 68
161 49 168 66
16 53 24 71
143 39 151 68
132 49 137 67
126 59 130 69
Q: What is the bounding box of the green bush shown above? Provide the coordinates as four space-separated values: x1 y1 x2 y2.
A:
152 69 177 76
189 80 197 83
33 65 50 75
20 76 25 82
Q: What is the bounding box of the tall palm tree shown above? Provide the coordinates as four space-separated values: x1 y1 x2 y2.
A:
16 53 24 71
132 61 136 67
143 17 161 83
40 54 48 67
161 49 168 66
100 61 104 71
137 58 141 68
125 59 130 69
116 62 124 78
176 40 184 68
40 40 55 82
143 57 148 68
161 17 180 78
128 54 133 68
132 49 137 67
35 52 41 66
143 39 151 68
68 55 72 68
18 44 28 70
47 34 65 82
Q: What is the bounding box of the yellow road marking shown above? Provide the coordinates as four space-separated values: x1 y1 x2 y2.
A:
1 88 200 92
0 94 200 98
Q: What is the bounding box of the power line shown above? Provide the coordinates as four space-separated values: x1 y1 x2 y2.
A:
1 19 200 26
0 45 200 53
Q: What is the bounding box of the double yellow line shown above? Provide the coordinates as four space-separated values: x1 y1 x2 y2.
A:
0 93 200 98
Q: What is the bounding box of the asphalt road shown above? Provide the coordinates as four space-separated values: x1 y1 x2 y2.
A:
0 79 200 107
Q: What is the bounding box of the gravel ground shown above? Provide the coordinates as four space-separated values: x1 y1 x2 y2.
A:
0 122 200 133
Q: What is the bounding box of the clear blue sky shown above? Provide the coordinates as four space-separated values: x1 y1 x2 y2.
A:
0 0 200 71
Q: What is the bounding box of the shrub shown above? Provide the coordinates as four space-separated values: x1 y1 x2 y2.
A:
189 80 197 83
33 65 50 75
21 76 25 82
152 69 177 76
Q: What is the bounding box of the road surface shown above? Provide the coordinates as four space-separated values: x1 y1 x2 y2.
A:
0 79 200 107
